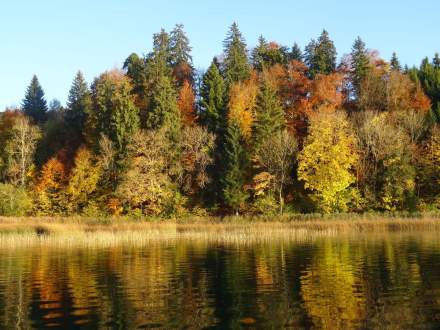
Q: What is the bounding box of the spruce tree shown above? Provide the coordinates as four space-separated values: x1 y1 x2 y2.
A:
390 52 401 71
433 53 440 69
146 75 181 141
66 71 91 140
253 80 285 150
170 24 193 67
199 59 226 134
251 35 268 71
222 122 249 213
290 42 303 62
350 37 370 98
22 75 48 123
170 24 194 84
222 22 251 86
304 30 337 77
145 29 172 83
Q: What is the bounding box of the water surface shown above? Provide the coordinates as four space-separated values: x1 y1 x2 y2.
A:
1 233 440 329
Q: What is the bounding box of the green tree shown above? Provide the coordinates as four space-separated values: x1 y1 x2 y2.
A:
0 183 33 216
253 79 285 150
145 29 173 83
417 57 440 123
65 71 91 141
199 59 226 134
298 110 358 213
251 36 289 71
123 53 147 98
22 75 48 123
305 30 337 77
390 52 401 71
90 70 140 155
251 35 268 71
170 24 194 84
222 23 251 86
222 123 249 213
290 42 303 62
350 37 370 99
145 75 181 142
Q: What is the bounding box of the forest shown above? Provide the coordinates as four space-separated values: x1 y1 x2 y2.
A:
0 23 439 218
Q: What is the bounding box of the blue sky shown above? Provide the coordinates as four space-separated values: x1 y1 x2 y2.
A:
0 0 439 109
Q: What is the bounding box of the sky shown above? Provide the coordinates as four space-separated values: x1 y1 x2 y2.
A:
0 0 439 109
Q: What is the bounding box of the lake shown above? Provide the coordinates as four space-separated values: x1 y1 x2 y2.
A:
1 233 440 329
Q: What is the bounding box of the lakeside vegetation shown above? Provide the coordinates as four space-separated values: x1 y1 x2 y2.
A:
1 23 440 218
1 214 440 247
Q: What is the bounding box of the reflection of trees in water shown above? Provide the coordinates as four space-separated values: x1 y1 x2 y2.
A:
0 236 439 328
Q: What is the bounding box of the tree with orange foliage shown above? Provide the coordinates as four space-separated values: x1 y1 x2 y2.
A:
280 61 312 137
34 157 67 215
178 80 197 126
309 73 344 110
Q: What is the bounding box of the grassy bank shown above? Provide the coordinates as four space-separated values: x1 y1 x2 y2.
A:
0 213 439 247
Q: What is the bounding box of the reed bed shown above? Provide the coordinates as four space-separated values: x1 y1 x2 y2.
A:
0 215 439 248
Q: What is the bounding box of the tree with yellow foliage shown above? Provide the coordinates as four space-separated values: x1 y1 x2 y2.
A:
66 147 102 214
227 75 258 140
298 110 358 213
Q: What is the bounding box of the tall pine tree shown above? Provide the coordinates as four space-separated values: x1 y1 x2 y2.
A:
253 79 285 150
22 75 48 123
170 24 194 85
222 23 251 86
290 42 303 62
145 29 172 83
199 59 226 134
390 52 401 71
350 37 370 99
222 122 249 213
66 71 91 141
251 35 268 71
305 30 337 77
146 75 181 141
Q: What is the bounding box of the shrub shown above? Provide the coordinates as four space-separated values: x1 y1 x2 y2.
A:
0 183 33 216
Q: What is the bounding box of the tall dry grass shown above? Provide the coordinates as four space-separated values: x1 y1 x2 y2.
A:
0 214 439 247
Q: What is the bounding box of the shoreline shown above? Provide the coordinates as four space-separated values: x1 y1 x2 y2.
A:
0 214 439 247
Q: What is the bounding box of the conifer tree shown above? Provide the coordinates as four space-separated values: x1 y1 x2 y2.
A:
22 75 48 123
170 24 194 85
90 70 140 154
434 53 440 69
145 29 172 83
222 122 249 213
253 79 285 150
304 30 337 77
390 52 401 71
199 59 226 134
123 53 147 97
66 71 91 140
222 23 251 86
350 37 370 98
251 35 268 71
290 42 303 62
146 75 181 141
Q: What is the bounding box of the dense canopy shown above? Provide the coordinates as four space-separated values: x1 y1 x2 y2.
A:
0 23 439 217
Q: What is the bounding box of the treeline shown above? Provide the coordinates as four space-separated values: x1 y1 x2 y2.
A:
0 23 439 217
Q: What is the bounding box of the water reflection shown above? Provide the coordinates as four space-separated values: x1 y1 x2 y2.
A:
0 234 440 329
